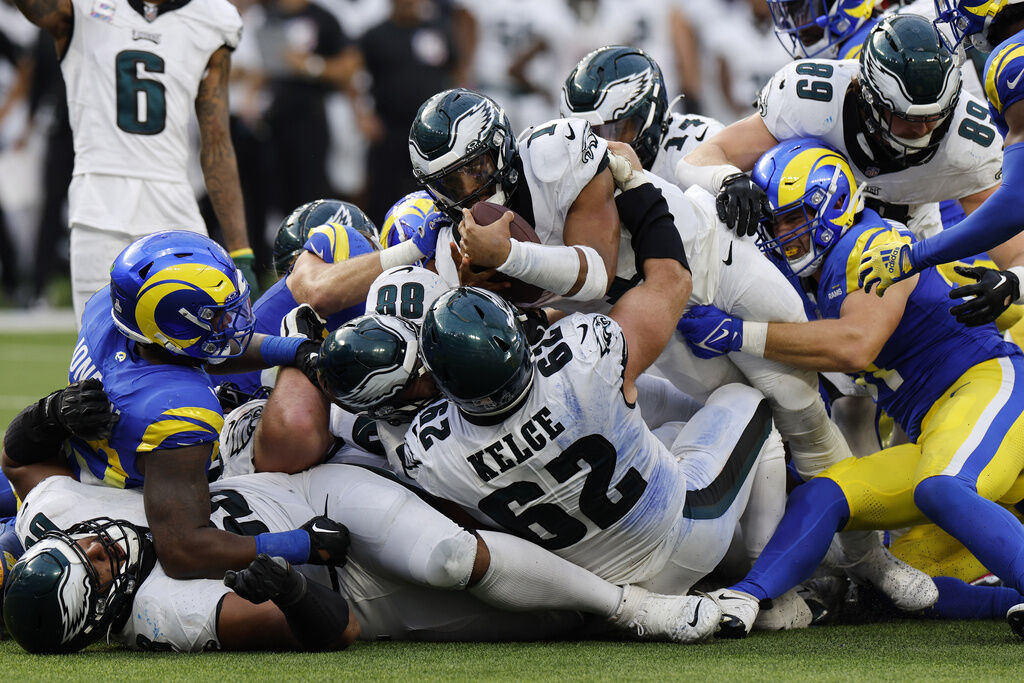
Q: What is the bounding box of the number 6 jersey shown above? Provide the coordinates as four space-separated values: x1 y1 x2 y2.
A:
62 0 242 185
400 313 689 585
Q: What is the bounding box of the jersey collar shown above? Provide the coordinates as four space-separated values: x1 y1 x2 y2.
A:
128 0 193 21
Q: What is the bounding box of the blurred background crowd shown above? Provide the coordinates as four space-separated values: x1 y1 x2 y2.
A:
0 0 910 308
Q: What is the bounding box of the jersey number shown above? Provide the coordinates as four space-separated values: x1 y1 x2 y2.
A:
958 99 996 148
477 435 649 550
795 62 834 102
116 51 167 135
210 489 270 536
375 282 425 319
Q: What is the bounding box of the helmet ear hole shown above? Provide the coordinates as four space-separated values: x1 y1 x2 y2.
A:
137 262 154 280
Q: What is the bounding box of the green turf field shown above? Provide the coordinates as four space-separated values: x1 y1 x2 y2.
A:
1 331 1022 679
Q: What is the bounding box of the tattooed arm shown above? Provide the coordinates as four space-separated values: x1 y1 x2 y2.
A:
14 0 73 57
196 46 250 254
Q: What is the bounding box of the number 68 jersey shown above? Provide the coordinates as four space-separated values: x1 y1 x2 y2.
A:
400 313 688 585
62 0 242 184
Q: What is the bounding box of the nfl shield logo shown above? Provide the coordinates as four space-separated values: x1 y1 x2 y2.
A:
865 166 880 178
144 3 158 21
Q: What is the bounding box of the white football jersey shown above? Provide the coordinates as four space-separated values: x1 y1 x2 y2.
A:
435 117 608 287
757 59 1002 223
400 313 688 585
62 0 242 182
650 113 725 188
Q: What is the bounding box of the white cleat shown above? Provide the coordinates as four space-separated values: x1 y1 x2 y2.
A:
753 587 813 631
845 545 938 611
710 588 760 639
1007 603 1024 640
612 585 722 644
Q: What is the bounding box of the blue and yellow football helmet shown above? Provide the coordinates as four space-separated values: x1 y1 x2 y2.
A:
110 231 256 360
933 0 1022 53
768 0 877 58
752 138 861 279
273 199 379 277
380 191 450 267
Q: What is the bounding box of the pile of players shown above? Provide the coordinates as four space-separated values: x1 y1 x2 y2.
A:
3 0 1024 653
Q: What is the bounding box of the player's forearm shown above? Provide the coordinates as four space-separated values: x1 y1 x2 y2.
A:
912 142 1024 269
764 319 877 373
288 251 383 316
157 525 260 580
14 0 71 38
200 139 250 253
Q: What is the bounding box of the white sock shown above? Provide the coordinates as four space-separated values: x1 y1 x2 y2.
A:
836 529 883 564
469 531 622 618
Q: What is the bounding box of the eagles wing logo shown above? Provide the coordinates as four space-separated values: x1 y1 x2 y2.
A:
595 69 654 120
57 555 93 643
409 99 497 162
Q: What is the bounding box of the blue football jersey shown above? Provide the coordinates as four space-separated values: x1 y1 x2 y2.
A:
815 210 1020 440
984 28 1024 137
836 17 878 60
67 288 224 488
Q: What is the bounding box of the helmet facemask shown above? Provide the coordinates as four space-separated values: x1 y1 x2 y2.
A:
769 0 877 59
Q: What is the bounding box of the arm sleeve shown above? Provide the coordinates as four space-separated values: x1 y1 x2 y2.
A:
912 142 1024 269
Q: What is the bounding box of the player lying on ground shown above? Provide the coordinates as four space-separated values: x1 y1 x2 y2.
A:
675 138 1024 639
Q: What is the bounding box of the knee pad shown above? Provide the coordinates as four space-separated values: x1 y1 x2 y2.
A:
417 531 478 590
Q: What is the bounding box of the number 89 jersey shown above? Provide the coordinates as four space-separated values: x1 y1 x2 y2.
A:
62 0 242 183
757 59 1002 218
400 313 688 585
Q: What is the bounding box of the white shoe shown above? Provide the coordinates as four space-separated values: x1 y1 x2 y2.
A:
710 588 760 639
1007 603 1024 640
845 545 938 611
613 585 722 644
753 587 812 631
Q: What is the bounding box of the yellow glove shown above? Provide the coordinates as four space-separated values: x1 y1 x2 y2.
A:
858 238 917 296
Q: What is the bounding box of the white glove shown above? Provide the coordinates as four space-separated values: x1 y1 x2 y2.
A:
280 303 327 341
607 151 650 193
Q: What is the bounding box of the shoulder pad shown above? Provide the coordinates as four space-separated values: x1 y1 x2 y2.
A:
759 60 853 139
518 118 607 185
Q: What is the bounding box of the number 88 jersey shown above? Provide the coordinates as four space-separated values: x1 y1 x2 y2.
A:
400 313 688 585
757 59 1002 227
62 0 242 184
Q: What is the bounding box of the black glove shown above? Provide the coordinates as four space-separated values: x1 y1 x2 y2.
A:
281 303 327 343
301 515 350 566
44 378 118 441
948 265 1020 327
715 173 771 237
225 554 305 605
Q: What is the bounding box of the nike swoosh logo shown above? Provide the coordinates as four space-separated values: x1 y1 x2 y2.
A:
723 241 733 266
687 602 702 628
949 382 970 398
708 328 729 345
717 595 749 601
565 126 576 140
311 523 340 535
695 128 707 142
1008 69 1024 90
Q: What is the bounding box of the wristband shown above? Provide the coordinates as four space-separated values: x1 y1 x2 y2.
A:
230 248 255 259
673 159 743 194
259 335 307 366
304 55 325 78
740 321 768 358
254 530 311 565
380 239 426 270
498 240 607 299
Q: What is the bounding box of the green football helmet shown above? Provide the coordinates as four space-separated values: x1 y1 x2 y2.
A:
3 518 154 654
408 89 519 222
273 200 379 277
317 314 426 424
419 287 535 417
560 46 668 169
858 14 961 160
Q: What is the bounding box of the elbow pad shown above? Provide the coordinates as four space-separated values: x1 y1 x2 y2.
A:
615 183 689 274
498 241 609 301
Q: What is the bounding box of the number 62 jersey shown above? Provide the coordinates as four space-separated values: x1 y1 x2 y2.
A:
62 0 242 186
399 313 689 585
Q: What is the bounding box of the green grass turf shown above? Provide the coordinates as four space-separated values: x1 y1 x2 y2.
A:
0 332 79 434
0 620 1022 680
1 333 1023 678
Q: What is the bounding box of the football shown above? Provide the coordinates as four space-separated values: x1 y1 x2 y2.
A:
469 201 547 307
